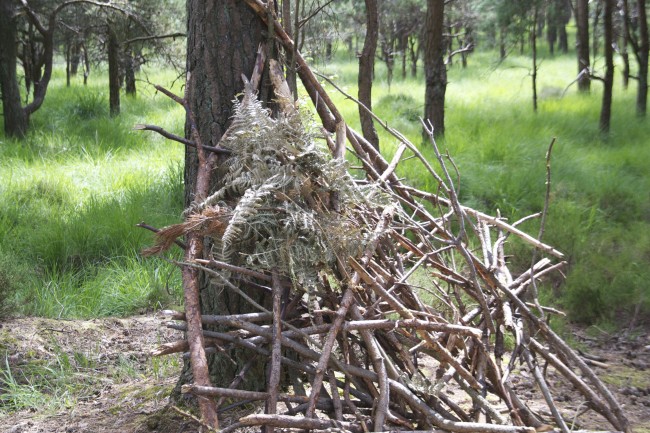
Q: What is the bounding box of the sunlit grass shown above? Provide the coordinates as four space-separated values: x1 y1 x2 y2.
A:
322 49 650 324
0 66 185 318
1 50 648 325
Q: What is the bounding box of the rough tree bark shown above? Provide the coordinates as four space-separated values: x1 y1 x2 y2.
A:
124 50 137 96
358 0 380 150
637 0 648 116
599 0 614 133
621 0 631 89
576 0 590 92
423 0 446 137
108 26 120 117
174 0 271 399
0 0 28 138
532 4 539 113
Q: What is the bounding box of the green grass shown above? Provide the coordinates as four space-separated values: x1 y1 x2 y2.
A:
2 50 649 326
319 49 650 325
1 66 186 318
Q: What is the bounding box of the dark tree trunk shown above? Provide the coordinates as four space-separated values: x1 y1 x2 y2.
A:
107 27 120 117
499 26 507 60
423 0 446 138
637 0 648 116
358 0 379 150
124 51 137 96
621 0 630 89
547 22 557 55
532 5 539 113
0 0 28 138
558 25 568 52
600 0 614 133
174 0 270 400
82 43 90 85
576 0 591 92
593 0 602 57
70 42 81 75
401 33 408 79
409 35 419 77
65 41 71 87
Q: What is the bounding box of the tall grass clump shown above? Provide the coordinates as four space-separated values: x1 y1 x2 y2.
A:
0 66 186 319
320 49 649 326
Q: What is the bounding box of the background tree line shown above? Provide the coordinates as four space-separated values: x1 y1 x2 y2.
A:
3 0 648 140
0 0 184 138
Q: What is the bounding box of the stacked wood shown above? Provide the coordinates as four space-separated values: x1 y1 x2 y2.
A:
144 2 631 432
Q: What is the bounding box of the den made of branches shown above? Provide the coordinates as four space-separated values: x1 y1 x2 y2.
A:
142 4 631 433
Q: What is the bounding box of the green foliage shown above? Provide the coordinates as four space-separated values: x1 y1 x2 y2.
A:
321 50 650 326
0 67 185 319
66 90 108 120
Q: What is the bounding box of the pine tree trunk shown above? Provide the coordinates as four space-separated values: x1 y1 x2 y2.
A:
0 0 28 138
124 51 137 96
108 27 120 117
423 0 446 138
576 0 591 92
621 0 630 89
637 0 648 116
358 0 379 149
174 0 271 401
599 0 614 133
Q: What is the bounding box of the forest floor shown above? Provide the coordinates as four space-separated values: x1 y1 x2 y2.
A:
0 316 648 433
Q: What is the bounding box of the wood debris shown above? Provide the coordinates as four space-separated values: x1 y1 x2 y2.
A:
144 4 632 432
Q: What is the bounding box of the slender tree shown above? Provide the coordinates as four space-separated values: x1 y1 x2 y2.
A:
358 0 379 149
423 0 446 137
599 0 614 133
1 0 133 137
576 0 591 91
0 0 28 138
107 25 120 116
636 0 648 116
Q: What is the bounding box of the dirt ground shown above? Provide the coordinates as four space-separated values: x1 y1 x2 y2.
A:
0 315 648 433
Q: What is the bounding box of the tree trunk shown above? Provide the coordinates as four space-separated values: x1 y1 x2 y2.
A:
282 0 297 100
599 0 614 133
174 0 270 400
547 22 557 55
65 41 71 87
593 0 602 57
124 50 137 96
82 43 90 85
358 0 379 150
576 0 591 92
637 0 648 116
500 26 507 60
423 0 446 138
0 0 28 138
70 41 81 76
621 0 630 89
558 25 568 52
107 27 120 117
532 6 539 113
409 35 419 77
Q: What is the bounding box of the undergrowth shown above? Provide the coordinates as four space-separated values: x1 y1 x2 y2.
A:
1 51 648 326
320 50 650 326
0 67 185 318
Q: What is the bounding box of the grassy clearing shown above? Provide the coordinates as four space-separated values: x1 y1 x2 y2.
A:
319 50 650 325
1 67 185 318
1 50 648 325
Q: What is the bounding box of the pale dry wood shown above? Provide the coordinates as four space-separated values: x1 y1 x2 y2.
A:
150 4 631 432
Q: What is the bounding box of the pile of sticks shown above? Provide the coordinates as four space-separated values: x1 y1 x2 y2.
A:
145 2 631 432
